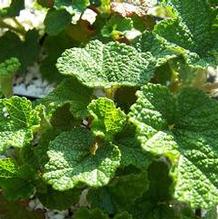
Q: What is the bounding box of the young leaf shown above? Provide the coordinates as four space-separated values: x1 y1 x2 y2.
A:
0 97 41 153
43 128 121 191
154 0 218 68
0 158 35 200
101 14 133 40
44 9 72 36
88 97 126 141
56 40 155 88
129 83 218 209
41 78 93 118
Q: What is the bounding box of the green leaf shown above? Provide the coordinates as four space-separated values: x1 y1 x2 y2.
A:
0 96 41 153
114 86 137 114
87 187 115 215
41 78 93 118
43 128 121 191
54 0 90 14
145 160 173 203
0 194 44 219
44 9 72 36
0 57 20 77
74 208 109 219
204 206 218 219
114 212 133 219
91 0 110 13
154 0 218 68
0 58 21 97
33 128 60 169
101 14 133 40
129 83 218 209
0 0 24 17
133 31 179 68
114 123 152 169
40 32 75 82
57 40 155 88
0 30 40 72
88 173 148 214
0 159 35 200
50 104 80 131
37 185 80 210
88 97 126 141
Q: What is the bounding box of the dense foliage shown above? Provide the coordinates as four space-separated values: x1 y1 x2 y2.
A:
0 0 218 218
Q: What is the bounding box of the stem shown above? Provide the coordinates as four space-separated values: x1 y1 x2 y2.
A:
0 19 26 36
104 86 118 99
12 17 26 32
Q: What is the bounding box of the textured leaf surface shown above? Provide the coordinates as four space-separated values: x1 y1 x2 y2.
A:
57 40 155 88
130 162 195 219
0 97 40 153
133 31 179 67
43 128 121 190
41 78 93 118
0 159 35 200
154 0 218 67
88 97 126 141
129 83 218 208
0 58 20 77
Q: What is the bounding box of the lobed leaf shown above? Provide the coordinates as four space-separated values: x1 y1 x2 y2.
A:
56 40 155 88
41 78 93 118
154 0 218 68
0 96 41 153
129 83 218 208
88 97 126 141
0 158 35 200
43 128 121 190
